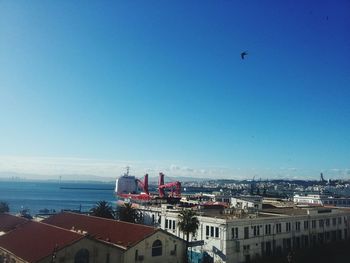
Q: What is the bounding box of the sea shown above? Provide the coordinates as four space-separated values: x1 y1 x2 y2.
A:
0 180 116 216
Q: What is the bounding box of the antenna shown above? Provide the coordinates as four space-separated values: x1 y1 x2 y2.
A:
126 166 130 176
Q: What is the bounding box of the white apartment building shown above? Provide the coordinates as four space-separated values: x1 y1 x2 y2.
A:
294 194 350 207
230 196 263 211
139 204 350 263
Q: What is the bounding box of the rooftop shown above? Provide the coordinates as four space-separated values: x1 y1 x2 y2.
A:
43 212 158 249
0 221 83 263
0 213 28 233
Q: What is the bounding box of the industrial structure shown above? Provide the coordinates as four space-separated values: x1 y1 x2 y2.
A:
115 170 181 204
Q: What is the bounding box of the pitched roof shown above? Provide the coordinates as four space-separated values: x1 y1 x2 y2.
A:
43 212 157 248
0 221 83 263
0 213 28 233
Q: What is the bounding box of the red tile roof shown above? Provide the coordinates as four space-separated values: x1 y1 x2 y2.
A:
0 221 83 262
0 214 28 233
43 212 158 248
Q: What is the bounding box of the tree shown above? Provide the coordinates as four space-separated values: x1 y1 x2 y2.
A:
117 202 140 223
90 200 115 219
0 201 9 213
178 209 199 262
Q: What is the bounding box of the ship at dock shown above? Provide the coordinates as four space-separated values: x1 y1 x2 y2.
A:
114 168 182 206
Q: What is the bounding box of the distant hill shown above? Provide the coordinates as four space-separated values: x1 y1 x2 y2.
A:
0 171 207 183
147 175 208 184
0 171 115 183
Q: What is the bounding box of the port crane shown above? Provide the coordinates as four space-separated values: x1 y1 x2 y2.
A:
136 174 149 195
158 172 181 198
116 171 181 202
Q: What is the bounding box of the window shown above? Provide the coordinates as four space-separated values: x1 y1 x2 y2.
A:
312 220 316 229
295 222 301 232
325 219 330 227
332 218 336 226
253 226 259 236
276 223 281 233
235 240 240 252
232 227 239 239
165 219 176 230
206 226 209 236
211 226 214 237
74 249 89 263
286 222 291 232
338 217 342 225
244 226 249 239
319 219 324 228
265 224 271 235
152 240 163 257
134 250 138 261
304 221 309 230
106 253 110 263
215 227 219 238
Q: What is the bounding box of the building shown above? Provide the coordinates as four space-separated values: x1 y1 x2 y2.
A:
139 204 350 263
230 196 263 211
293 194 350 207
0 219 103 263
0 212 186 263
43 212 186 263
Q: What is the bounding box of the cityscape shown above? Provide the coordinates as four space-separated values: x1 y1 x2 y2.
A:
1 1 350 263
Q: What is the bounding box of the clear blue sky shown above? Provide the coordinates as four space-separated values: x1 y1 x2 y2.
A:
1 0 349 179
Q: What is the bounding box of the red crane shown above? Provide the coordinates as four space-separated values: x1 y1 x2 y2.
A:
158 172 181 198
136 174 149 195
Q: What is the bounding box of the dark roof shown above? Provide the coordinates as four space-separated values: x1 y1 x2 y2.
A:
0 213 28 233
43 212 157 248
0 221 83 262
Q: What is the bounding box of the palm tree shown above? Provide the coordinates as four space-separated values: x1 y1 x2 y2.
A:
0 201 9 213
90 200 115 219
117 202 140 223
178 209 199 262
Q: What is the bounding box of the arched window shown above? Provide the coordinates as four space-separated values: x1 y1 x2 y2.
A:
74 249 89 263
152 240 162 257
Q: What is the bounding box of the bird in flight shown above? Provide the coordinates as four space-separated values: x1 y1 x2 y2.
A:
241 51 248 60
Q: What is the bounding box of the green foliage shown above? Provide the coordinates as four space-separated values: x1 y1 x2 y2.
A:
178 209 199 242
0 201 9 213
117 202 140 223
90 200 115 219
178 209 199 263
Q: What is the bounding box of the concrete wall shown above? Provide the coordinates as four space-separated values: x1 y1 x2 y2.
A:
0 250 26 263
39 237 124 263
123 231 186 263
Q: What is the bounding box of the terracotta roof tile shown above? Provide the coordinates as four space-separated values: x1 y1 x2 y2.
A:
43 212 157 248
0 221 83 262
0 214 28 233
